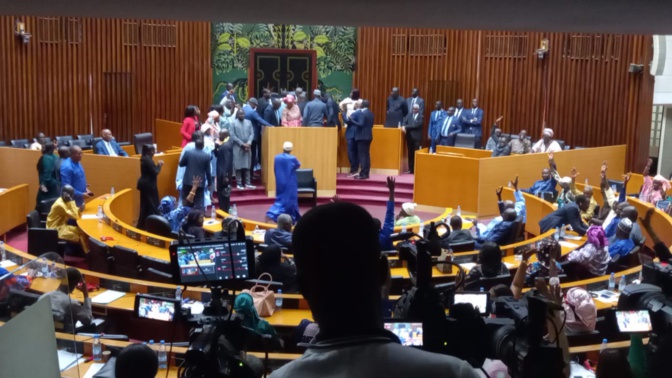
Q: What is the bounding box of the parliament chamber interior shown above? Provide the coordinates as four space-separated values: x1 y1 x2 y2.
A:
2 2 672 378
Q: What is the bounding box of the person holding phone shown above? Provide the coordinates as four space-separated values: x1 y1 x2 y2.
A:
40 267 92 332
46 185 88 253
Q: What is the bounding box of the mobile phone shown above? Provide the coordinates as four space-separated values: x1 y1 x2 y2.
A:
616 310 652 333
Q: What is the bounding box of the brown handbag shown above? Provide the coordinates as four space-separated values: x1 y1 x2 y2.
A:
242 272 277 317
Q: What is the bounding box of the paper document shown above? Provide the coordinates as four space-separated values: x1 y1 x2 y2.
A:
91 290 126 304
58 349 85 371
75 318 105 328
83 363 106 378
559 241 579 249
81 214 100 220
563 235 582 241
0 259 17 268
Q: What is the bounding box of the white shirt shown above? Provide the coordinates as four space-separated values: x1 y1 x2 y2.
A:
531 139 562 153
270 336 480 378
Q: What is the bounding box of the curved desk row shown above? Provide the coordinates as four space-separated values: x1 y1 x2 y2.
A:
0 184 30 237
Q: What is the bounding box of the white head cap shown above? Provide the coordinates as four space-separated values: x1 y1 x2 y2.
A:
402 202 417 216
207 110 219 119
543 128 554 138
283 141 293 152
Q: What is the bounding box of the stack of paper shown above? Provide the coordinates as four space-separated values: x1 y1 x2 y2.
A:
91 290 126 304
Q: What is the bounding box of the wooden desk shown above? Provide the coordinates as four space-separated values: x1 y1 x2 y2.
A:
0 184 29 236
500 187 556 236
338 126 407 175
155 118 183 152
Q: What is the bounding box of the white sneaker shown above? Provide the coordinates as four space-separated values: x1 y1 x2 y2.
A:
237 185 244 190
245 184 256 190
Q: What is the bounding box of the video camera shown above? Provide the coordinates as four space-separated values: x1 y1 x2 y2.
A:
392 222 566 378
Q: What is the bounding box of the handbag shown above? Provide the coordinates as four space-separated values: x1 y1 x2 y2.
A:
436 248 453 274
242 273 276 317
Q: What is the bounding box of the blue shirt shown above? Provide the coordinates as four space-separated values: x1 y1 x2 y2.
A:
604 216 621 239
166 206 191 232
60 158 87 206
523 178 557 198
478 190 526 238
609 237 635 260
379 201 395 251
264 228 293 249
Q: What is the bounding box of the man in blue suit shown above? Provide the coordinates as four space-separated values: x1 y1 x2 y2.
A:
243 98 273 172
94 129 128 156
428 101 445 153
460 98 484 148
351 100 374 180
342 100 362 177
436 107 461 147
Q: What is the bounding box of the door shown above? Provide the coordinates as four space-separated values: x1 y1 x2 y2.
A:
103 73 134 142
249 49 317 98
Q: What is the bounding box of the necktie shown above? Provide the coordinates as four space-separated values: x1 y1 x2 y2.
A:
106 141 117 156
276 110 281 124
441 116 452 136
434 112 438 122
412 98 416 108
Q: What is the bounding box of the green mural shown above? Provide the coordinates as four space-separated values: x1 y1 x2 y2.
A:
211 23 356 103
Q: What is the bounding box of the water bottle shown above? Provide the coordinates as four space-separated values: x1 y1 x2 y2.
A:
554 227 560 241
210 206 216 220
608 273 616 290
0 241 5 261
232 204 238 218
97 205 104 222
149 340 155 354
110 187 115 196
600 338 608 353
559 224 566 239
507 181 512 188
457 206 462 217
618 275 626 292
158 340 168 369
611 184 617 192
175 286 182 301
275 289 283 310
398 121 401 128
401 221 407 234
419 223 425 238
92 335 102 361
41 258 49 276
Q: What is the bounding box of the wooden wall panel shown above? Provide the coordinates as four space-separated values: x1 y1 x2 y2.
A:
354 28 653 171
0 17 211 145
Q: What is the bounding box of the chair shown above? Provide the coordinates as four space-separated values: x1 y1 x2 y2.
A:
92 137 103 148
464 274 513 291
607 180 624 193
37 198 57 223
133 133 154 154
69 139 89 148
448 241 476 252
555 140 566 150
296 169 317 207
77 134 94 145
10 139 29 148
56 136 73 146
454 133 476 149
145 215 173 238
27 228 62 257
26 210 44 229
88 237 113 274
139 255 173 283
111 245 141 279
145 268 174 284
0 141 6 147
502 221 522 245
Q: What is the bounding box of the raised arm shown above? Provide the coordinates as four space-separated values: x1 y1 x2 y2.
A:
619 173 631 203
511 248 535 299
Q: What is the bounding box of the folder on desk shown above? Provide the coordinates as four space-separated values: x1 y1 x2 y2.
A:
91 290 126 304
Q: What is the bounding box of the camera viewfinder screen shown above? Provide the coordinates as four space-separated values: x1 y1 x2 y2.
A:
384 322 423 346
175 241 250 283
137 297 176 322
616 310 652 333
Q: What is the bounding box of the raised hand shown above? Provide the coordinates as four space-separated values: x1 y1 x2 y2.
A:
548 152 554 162
601 160 608 173
623 173 631 185
512 175 519 190
496 186 503 196
192 175 203 188
571 167 580 179
495 116 504 124
386 176 396 192
522 248 536 263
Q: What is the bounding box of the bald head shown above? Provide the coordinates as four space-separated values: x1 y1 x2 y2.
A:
621 206 638 222
101 129 113 142
503 208 517 222
69 146 83 163
583 186 594 198
62 185 75 201
277 214 293 231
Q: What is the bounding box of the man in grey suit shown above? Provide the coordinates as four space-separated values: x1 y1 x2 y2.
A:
179 137 212 211
402 104 423 174
406 88 425 115
303 89 328 126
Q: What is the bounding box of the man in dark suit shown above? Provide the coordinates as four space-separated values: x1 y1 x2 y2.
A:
436 107 461 147
243 98 272 172
402 104 423 174
263 98 282 126
461 98 484 148
475 208 517 248
539 194 590 236
406 88 425 115
257 88 272 117
323 93 341 127
342 101 361 177
384 87 408 128
179 137 212 211
428 101 445 153
94 129 128 156
351 100 374 180
216 129 234 211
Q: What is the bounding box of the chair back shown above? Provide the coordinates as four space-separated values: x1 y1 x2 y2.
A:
37 198 57 219
55 136 73 146
454 133 476 149
10 139 29 148
133 133 154 154
27 228 60 257
296 169 315 189
503 221 522 245
145 215 173 238
449 241 476 252
464 273 513 291
69 139 89 148
111 245 140 279
145 268 174 284
77 134 94 145
26 210 43 229
139 255 173 282
555 140 566 150
88 237 113 274
0 141 6 147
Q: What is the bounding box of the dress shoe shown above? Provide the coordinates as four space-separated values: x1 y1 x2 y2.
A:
237 185 244 190
346 172 359 178
404 170 412 174
245 184 256 190
354 175 369 180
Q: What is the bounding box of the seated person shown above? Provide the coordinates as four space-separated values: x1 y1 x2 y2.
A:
489 283 513 299
609 218 635 261
475 208 517 247
603 201 629 238
530 128 562 153
264 214 293 249
548 153 581 207
619 206 645 246
93 129 129 156
524 239 564 286
394 202 421 227
639 158 670 205
564 226 611 276
46 185 87 252
580 185 599 223
115 343 159 378
159 176 202 233
40 267 92 331
521 166 557 198
485 121 503 151
272 202 479 377
491 136 511 157
234 292 282 349
373 177 396 251
181 209 205 239
466 242 510 282
508 130 531 154
257 245 298 293
442 215 474 245
539 194 590 236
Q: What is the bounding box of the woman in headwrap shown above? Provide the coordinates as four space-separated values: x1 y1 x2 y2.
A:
640 158 671 205
281 94 302 127
525 239 564 286
530 127 562 153
257 245 299 293
233 293 282 349
564 225 611 276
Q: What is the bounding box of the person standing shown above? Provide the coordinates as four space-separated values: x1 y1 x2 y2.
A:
454 98 466 128
428 101 446 153
30 132 47 151
295 88 308 114
266 142 301 223
179 138 212 211
342 100 362 177
136 144 164 230
302 89 328 127
339 88 360 118
216 129 234 211
230 108 255 190
436 107 461 147
461 98 483 148
243 98 273 173
94 129 129 156
351 100 374 180
264 98 282 126
281 95 303 127
384 87 408 128
257 88 272 117
406 88 425 115
219 83 237 106
36 142 60 206
323 93 341 127
180 105 200 148
60 146 92 207
402 104 423 174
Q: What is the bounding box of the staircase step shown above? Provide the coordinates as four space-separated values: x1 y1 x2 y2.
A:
336 178 413 191
336 184 413 196
335 194 411 206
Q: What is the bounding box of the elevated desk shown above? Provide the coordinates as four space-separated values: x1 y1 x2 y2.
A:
337 126 408 175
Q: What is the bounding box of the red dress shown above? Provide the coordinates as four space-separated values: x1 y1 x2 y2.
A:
180 117 199 147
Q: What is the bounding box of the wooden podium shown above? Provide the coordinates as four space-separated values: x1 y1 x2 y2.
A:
262 127 338 197
338 126 407 175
